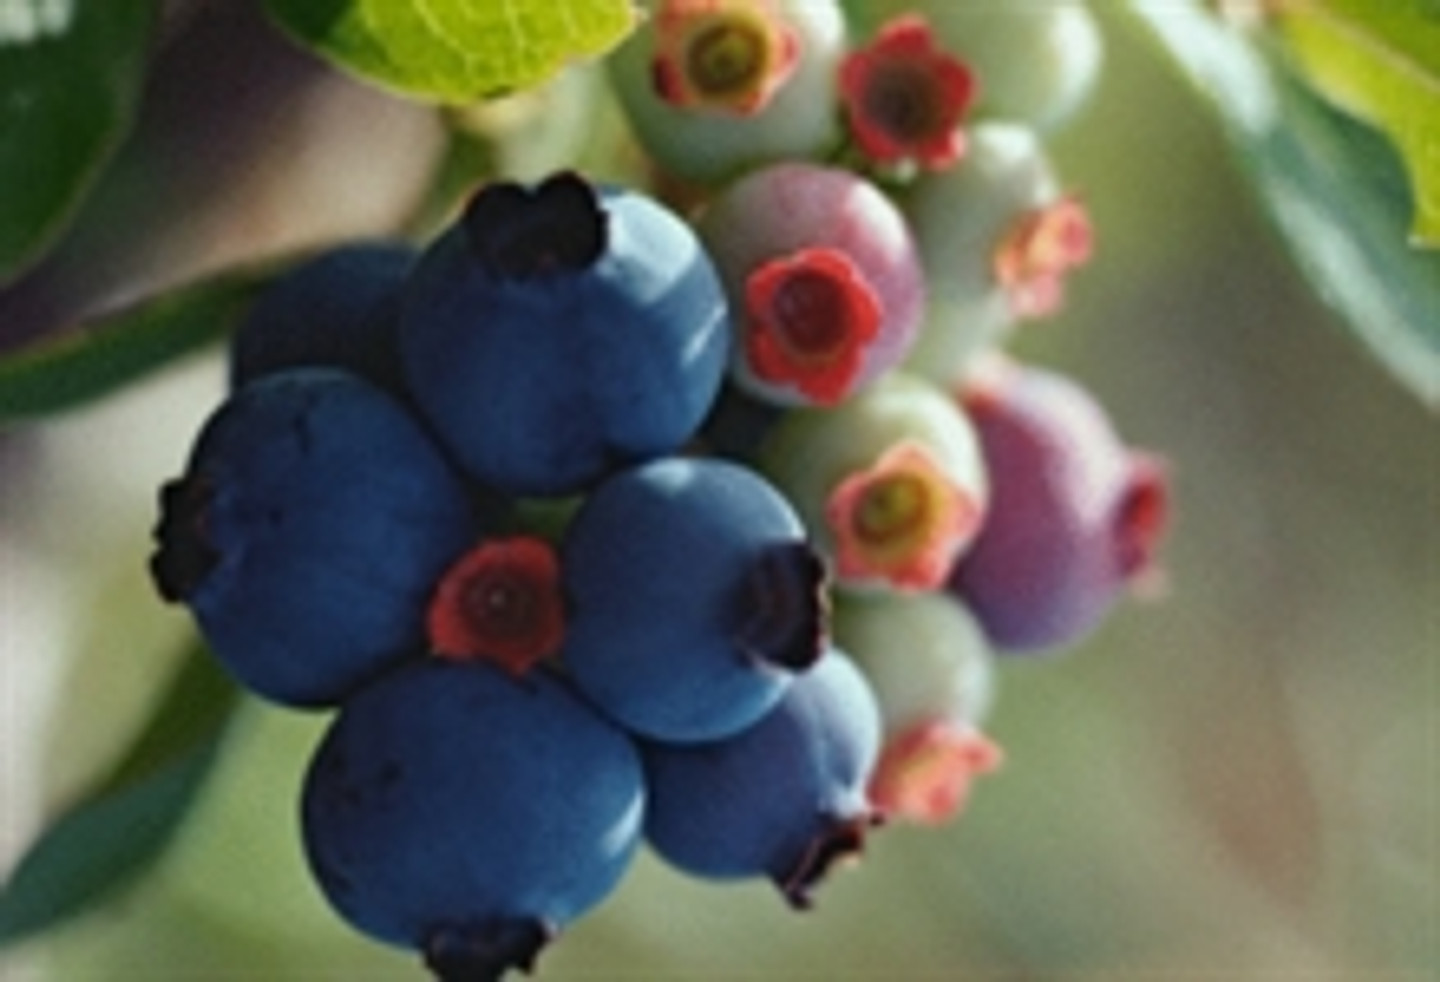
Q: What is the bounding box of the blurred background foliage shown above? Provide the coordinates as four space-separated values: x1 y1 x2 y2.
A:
1 1 1437 979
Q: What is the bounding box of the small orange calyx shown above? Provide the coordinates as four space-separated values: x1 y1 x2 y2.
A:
744 247 883 404
993 195 1094 319
826 440 982 590
427 536 565 675
838 14 975 169
651 0 799 115
868 720 1003 825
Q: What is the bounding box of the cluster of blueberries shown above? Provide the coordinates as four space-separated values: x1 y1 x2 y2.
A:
149 2 1170 980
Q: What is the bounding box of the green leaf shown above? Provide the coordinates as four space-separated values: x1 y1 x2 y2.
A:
1274 0 1440 247
0 0 159 283
1123 0 1440 409
262 0 639 103
0 263 277 425
0 643 240 946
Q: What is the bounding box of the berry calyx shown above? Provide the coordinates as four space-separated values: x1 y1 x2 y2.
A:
734 541 830 672
867 720 1002 825
838 14 975 170
826 439 982 590
651 0 800 115
777 810 881 910
1114 452 1171 583
993 194 1093 319
427 537 565 674
461 172 606 279
149 476 217 603
423 919 556 982
744 247 883 404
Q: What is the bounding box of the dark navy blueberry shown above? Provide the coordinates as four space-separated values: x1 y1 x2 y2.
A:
229 242 416 395
561 456 828 743
150 368 480 707
641 649 882 908
301 658 645 981
398 172 731 496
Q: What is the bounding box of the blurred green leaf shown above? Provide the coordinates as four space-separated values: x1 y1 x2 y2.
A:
0 0 159 284
1124 0 1440 408
0 643 240 946
262 0 638 103
0 263 275 424
1274 0 1440 247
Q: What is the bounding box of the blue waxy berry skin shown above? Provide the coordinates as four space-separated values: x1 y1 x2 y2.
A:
230 242 415 395
398 172 731 497
561 455 828 743
640 649 882 908
149 368 481 707
301 658 646 980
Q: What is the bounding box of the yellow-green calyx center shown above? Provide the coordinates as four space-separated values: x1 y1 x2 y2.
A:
652 1 799 115
854 473 928 544
688 20 769 102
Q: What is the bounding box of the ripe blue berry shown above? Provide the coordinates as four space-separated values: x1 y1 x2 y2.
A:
398 172 730 496
230 242 415 395
698 162 926 406
607 0 847 185
301 658 645 981
561 455 828 743
641 648 882 908
948 358 1170 653
149 368 481 707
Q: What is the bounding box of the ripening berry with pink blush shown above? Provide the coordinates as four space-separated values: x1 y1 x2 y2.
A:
948 358 1171 654
838 13 976 171
698 162 926 407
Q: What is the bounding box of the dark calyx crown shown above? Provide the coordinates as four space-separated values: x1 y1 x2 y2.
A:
462 171 608 279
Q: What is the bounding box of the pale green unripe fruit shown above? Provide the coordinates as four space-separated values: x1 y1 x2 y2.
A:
843 0 1104 132
899 123 1061 384
607 0 847 186
757 371 988 590
833 589 997 735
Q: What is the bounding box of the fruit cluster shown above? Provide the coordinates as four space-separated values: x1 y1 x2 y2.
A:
148 2 1170 979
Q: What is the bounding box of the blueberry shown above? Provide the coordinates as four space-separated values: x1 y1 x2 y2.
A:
301 658 645 981
561 455 828 743
229 242 416 395
149 368 482 706
898 123 1091 383
758 371 988 591
606 0 847 185
640 648 882 908
947 358 1170 653
833 590 1002 825
849 1 1105 133
698 162 926 406
398 172 730 496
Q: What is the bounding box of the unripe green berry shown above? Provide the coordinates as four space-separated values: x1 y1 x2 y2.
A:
607 0 847 186
758 371 987 592
845 0 1104 132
